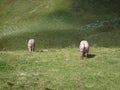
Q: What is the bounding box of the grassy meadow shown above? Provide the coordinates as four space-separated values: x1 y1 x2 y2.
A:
0 0 120 90
0 47 120 90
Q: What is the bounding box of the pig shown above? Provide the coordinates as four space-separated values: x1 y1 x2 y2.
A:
79 40 89 59
27 39 35 52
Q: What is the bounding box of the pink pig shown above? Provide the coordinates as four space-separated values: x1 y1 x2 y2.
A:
79 40 89 59
28 39 35 52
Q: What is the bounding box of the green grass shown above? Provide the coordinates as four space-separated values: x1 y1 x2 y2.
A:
0 0 120 90
1 25 120 50
0 47 120 90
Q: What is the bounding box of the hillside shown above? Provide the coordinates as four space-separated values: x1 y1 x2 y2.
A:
0 0 120 50
0 1 120 90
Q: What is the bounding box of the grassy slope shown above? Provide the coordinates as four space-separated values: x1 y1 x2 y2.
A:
0 0 120 50
0 48 120 90
0 0 120 90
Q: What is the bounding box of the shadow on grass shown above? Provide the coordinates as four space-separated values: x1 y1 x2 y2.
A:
87 54 96 58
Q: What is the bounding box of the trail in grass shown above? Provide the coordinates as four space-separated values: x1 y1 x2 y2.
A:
80 17 120 30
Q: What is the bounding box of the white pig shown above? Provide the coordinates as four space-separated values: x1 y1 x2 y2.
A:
79 40 89 58
28 39 35 52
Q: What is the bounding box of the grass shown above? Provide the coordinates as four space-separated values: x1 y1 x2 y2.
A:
1 25 120 50
0 0 120 90
0 47 120 90
0 14 120 90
